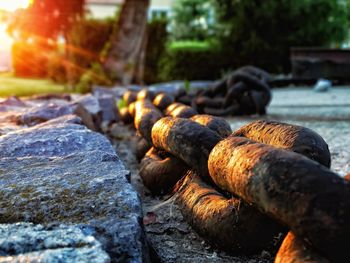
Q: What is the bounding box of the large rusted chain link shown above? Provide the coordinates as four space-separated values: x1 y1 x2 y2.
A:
208 136 350 262
140 112 233 195
190 114 232 138
134 100 286 255
176 170 286 254
118 85 349 262
153 93 175 111
139 147 189 195
275 174 350 262
164 102 197 118
129 100 285 254
232 120 331 167
134 135 152 161
127 94 286 254
151 117 221 180
134 100 163 144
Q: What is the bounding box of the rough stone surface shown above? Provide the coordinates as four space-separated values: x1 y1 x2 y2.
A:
0 97 28 113
34 114 83 127
98 96 118 124
92 86 125 98
17 102 97 131
74 94 118 129
0 123 146 262
20 104 74 126
0 123 114 158
0 151 145 262
75 95 100 115
0 222 110 263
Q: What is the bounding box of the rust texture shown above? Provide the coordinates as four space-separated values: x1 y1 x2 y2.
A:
119 107 133 124
137 88 156 101
208 136 350 261
275 232 329 263
140 147 189 195
191 114 232 138
165 103 197 118
151 117 221 179
153 93 175 111
123 90 137 105
134 136 152 161
233 120 331 167
134 100 163 143
177 171 286 254
128 102 136 118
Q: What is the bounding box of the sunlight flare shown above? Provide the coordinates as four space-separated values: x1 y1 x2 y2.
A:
0 0 32 12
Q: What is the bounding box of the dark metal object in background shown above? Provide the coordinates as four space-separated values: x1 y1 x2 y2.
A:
291 47 350 82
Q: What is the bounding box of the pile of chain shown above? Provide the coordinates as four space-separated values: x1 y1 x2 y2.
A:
119 86 350 263
192 66 272 116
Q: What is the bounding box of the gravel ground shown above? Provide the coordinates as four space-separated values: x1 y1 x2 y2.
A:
110 86 350 262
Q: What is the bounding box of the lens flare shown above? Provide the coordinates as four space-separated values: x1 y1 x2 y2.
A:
0 0 32 12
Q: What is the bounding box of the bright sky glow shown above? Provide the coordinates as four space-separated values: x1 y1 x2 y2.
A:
0 0 32 12
0 24 12 50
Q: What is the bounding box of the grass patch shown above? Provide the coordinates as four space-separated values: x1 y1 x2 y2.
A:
0 72 66 97
168 41 211 52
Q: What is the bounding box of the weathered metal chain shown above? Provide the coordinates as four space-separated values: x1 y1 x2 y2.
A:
119 70 350 262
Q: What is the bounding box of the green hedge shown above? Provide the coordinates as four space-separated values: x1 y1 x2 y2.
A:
158 41 224 81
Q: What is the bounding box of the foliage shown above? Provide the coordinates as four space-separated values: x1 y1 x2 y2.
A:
12 42 51 78
47 52 67 84
184 80 191 92
158 41 223 81
75 63 113 94
8 0 84 40
171 0 212 41
168 40 211 51
144 19 168 84
117 99 128 110
214 0 349 73
66 18 114 84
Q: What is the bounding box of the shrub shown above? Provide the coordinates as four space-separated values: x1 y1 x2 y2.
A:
75 63 112 94
12 42 50 78
214 0 349 73
47 52 67 84
171 0 212 41
158 41 224 81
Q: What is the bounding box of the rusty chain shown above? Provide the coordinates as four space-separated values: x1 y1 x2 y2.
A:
118 70 349 262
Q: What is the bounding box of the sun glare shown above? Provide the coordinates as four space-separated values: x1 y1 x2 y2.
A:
0 24 12 49
0 0 32 12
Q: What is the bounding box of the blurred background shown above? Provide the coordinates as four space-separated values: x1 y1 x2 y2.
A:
1 0 350 95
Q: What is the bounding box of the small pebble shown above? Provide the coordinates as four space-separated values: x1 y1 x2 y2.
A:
165 241 175 247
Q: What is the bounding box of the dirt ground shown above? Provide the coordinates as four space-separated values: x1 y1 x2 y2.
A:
109 86 350 263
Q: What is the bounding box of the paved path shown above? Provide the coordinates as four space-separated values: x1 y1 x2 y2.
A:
228 86 350 176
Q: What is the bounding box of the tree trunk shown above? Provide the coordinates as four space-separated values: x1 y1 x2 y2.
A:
104 0 150 85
